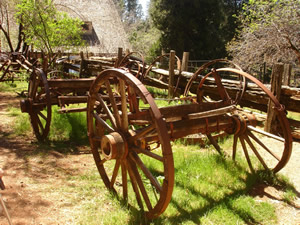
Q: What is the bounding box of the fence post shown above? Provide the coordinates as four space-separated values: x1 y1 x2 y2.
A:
263 62 267 83
168 50 175 98
79 51 86 78
115 47 123 67
264 63 284 133
42 55 48 75
283 64 292 86
57 50 62 58
182 52 189 72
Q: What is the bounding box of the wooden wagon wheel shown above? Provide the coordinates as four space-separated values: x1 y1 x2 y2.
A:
117 51 145 79
26 68 51 141
87 68 174 219
197 68 292 173
184 59 246 105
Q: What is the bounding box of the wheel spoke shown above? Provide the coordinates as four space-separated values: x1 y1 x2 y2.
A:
130 151 163 193
128 86 139 113
121 161 128 201
232 135 238 160
119 79 129 131
247 125 285 142
128 124 156 143
110 159 121 188
244 134 268 170
92 112 114 133
240 135 254 173
32 77 40 102
105 80 122 129
98 158 107 166
95 94 117 130
37 111 47 121
35 113 45 133
212 70 231 103
247 130 281 161
127 159 144 210
128 157 153 211
132 146 163 162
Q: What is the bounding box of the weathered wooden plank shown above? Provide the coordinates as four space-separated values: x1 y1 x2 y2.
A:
48 78 95 89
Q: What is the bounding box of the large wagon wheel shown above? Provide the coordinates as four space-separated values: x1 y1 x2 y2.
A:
21 68 51 141
196 68 292 173
87 69 174 219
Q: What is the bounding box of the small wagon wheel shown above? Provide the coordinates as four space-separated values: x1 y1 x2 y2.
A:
184 59 246 105
87 68 174 218
142 53 182 82
197 68 292 173
26 68 51 141
117 51 145 79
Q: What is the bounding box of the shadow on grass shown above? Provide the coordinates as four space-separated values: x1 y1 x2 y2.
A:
0 128 298 224
126 155 297 224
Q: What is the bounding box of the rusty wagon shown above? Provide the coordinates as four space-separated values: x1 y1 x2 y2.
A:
20 59 293 219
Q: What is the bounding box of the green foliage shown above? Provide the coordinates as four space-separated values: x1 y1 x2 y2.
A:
15 0 85 55
150 0 239 59
128 19 161 62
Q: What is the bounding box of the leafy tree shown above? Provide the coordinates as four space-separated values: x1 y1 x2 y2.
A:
0 0 25 53
15 0 85 56
149 0 239 59
128 18 161 61
227 0 300 71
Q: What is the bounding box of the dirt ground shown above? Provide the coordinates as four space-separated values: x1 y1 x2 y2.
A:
0 91 299 224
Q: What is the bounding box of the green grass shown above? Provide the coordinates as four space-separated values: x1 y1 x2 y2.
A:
49 143 279 225
48 106 88 144
287 111 300 121
0 80 28 93
7 106 31 137
146 86 168 98
7 104 88 145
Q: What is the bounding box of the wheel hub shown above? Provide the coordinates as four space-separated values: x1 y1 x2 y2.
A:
20 99 32 113
101 132 127 160
229 112 257 135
